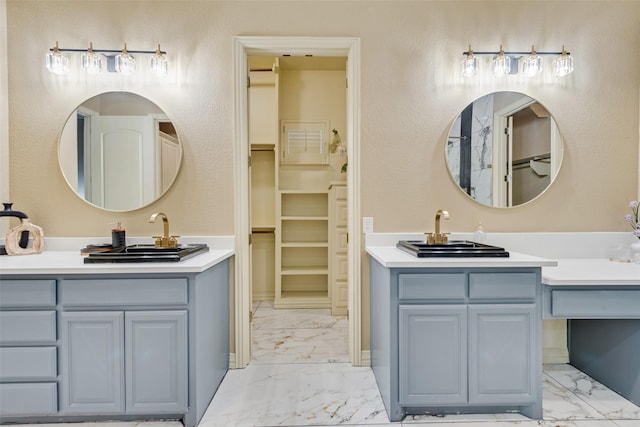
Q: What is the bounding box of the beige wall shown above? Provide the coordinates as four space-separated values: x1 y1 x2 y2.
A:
1 0 8 236
5 0 640 350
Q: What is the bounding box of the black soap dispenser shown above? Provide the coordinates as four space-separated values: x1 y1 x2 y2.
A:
111 221 126 249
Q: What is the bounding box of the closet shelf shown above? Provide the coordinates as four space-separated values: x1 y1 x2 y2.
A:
281 268 329 275
281 242 328 248
281 216 328 221
252 226 276 233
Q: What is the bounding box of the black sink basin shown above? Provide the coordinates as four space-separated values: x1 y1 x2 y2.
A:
396 240 509 258
84 243 209 263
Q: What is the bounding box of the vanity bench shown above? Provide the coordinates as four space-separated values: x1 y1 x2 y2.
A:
0 247 233 427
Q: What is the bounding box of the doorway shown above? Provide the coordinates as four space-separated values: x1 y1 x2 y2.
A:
233 37 362 368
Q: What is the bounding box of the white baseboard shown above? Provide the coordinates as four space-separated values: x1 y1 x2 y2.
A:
360 350 370 367
543 347 569 364
229 352 236 369
232 349 565 369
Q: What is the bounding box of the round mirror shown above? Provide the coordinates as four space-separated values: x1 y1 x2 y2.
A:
445 91 563 208
59 92 182 211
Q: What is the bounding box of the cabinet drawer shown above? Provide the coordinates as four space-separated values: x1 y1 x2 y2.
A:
335 254 348 279
0 347 57 380
335 200 348 224
469 273 537 300
0 280 56 307
399 273 466 300
60 278 188 306
333 227 348 252
0 311 56 344
334 186 347 200
0 382 58 416
552 290 640 318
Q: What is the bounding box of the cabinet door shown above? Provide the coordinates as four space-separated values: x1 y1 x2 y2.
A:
399 305 467 405
60 312 124 414
125 311 188 413
468 304 536 405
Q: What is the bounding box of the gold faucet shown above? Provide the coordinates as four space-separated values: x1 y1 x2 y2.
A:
149 212 179 248
426 209 450 244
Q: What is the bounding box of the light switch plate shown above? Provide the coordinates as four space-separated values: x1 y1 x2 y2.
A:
362 217 374 234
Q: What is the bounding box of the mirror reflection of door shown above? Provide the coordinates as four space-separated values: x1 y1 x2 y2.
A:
59 92 183 212
88 115 151 211
495 99 555 207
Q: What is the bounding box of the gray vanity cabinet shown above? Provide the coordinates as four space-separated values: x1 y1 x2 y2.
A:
468 304 537 405
0 257 230 427
58 277 191 416
0 279 58 416
370 260 542 422
59 310 187 415
399 305 468 405
125 311 187 414
60 311 124 413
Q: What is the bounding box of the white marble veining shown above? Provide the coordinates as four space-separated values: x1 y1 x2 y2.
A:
544 364 640 420
251 301 349 364
199 363 389 426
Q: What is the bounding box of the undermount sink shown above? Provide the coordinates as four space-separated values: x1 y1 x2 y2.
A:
396 240 509 258
83 243 209 263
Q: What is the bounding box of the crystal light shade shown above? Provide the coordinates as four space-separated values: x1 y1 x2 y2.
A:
460 46 479 77
492 46 511 77
45 41 69 75
115 44 136 74
150 44 168 77
81 42 102 74
552 47 574 77
522 46 543 77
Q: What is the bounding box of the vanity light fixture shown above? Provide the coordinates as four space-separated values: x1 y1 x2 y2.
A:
81 42 102 74
461 45 573 78
492 45 512 77
460 45 479 77
150 44 168 77
115 44 136 74
45 41 70 75
46 42 168 76
552 46 574 77
522 45 542 76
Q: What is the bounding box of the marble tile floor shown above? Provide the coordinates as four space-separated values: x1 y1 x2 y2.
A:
198 302 640 426
249 301 349 365
12 302 640 427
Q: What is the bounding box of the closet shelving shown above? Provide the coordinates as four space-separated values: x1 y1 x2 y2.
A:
275 190 330 308
249 57 278 301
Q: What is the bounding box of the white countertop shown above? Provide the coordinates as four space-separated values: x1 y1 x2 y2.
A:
366 246 557 269
0 249 234 275
0 236 234 275
542 259 640 286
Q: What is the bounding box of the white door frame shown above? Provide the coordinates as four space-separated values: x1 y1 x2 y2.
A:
233 36 362 368
493 96 536 207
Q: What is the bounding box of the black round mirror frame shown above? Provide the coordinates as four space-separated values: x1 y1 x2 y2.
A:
445 91 564 208
58 92 183 212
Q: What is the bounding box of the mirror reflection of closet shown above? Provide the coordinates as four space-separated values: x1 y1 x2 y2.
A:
248 54 348 360
446 91 563 208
